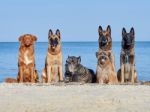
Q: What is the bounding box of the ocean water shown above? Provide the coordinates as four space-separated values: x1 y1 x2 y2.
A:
0 42 149 82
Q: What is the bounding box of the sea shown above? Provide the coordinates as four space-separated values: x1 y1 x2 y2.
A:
0 42 149 82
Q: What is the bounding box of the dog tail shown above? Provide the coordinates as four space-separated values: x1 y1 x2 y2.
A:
5 78 18 83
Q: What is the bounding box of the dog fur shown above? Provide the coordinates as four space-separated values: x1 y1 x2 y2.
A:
117 27 137 83
64 56 96 83
41 29 63 83
5 34 39 83
96 51 118 84
98 25 116 73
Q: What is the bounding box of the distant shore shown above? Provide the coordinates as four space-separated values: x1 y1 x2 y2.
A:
0 83 150 112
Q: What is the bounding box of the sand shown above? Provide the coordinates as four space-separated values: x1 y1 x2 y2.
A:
0 83 150 112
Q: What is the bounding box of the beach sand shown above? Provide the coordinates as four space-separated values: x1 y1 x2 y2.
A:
0 83 150 112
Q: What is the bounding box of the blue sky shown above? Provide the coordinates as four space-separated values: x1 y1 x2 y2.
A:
0 0 150 42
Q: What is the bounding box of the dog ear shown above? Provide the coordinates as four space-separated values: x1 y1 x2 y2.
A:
68 55 70 58
77 56 81 64
98 26 103 36
32 35 37 42
106 25 111 35
56 29 61 38
130 27 134 36
122 27 126 37
48 29 53 38
96 52 99 58
18 35 24 42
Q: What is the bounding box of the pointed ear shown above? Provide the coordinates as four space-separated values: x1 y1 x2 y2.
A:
98 26 103 36
56 29 61 38
48 29 53 38
77 56 81 64
106 25 111 35
18 35 24 42
122 27 126 37
130 27 134 36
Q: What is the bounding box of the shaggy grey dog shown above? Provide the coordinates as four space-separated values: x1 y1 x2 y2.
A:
64 56 96 83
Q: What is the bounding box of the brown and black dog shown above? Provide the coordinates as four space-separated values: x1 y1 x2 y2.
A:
41 29 63 83
5 34 39 83
117 27 137 83
98 25 116 74
96 51 118 84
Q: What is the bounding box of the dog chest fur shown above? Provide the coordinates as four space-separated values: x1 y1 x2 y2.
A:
46 52 62 65
23 50 33 65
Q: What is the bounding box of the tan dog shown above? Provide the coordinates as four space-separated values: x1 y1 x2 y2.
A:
5 34 39 83
42 29 63 83
96 51 118 84
98 25 116 73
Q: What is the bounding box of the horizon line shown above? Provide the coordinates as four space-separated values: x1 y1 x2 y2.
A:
0 41 150 43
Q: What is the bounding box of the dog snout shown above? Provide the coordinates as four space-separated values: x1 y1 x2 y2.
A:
101 37 107 45
68 64 75 73
25 39 31 46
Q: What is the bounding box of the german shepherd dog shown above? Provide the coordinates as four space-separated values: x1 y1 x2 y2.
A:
64 56 96 83
42 29 63 83
96 51 118 84
98 25 116 73
5 34 39 83
117 27 137 83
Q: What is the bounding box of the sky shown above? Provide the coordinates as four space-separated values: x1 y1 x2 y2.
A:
0 0 150 42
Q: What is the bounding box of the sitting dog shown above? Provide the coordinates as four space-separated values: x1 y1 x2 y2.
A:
117 27 137 83
5 34 39 83
64 56 96 83
41 29 63 83
96 51 118 84
98 25 116 72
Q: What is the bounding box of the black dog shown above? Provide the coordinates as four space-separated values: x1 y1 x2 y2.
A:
117 27 137 83
64 56 96 83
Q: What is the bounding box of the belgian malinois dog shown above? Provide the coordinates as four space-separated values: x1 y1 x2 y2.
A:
42 29 63 83
96 51 118 84
117 27 137 83
64 56 96 83
98 25 116 73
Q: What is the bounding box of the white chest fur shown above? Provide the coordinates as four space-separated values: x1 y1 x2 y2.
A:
24 51 32 65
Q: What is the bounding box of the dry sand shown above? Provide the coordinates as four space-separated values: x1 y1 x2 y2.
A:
0 83 150 112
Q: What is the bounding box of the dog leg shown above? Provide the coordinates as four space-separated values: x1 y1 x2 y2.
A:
19 67 23 83
111 72 118 84
130 55 135 83
41 68 46 83
97 75 103 84
110 52 116 72
58 65 63 81
47 66 52 83
120 55 124 83
51 66 58 82
31 67 34 83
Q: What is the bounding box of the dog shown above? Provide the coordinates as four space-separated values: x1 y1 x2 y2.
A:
96 51 118 84
41 29 63 83
98 25 116 73
5 34 39 83
117 27 137 83
64 56 96 83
